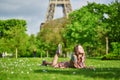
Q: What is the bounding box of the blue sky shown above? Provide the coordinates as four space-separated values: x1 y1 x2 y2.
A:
0 0 115 35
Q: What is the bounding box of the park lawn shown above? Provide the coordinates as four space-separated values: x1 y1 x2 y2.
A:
0 57 120 80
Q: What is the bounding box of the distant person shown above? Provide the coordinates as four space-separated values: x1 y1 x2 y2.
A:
33 49 36 57
42 44 86 68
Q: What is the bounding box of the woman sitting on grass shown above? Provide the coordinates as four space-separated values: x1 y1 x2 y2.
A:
42 44 86 68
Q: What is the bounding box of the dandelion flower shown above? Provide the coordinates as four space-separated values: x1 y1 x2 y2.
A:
73 72 76 74
43 70 47 72
27 72 29 74
21 71 24 74
11 71 14 74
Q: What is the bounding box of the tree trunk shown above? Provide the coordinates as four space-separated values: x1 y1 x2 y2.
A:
46 50 48 58
106 37 109 54
41 52 42 58
16 48 18 58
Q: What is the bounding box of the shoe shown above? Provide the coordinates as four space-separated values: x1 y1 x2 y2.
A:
42 60 47 66
56 44 62 55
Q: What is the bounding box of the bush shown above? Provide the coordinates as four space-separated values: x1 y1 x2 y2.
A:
111 42 120 55
0 53 2 57
101 53 120 60
102 42 120 60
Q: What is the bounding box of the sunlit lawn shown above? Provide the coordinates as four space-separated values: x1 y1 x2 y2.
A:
0 57 120 80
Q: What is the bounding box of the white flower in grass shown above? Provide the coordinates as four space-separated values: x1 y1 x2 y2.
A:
37 64 41 66
27 64 30 67
14 62 17 64
73 72 76 74
20 60 23 62
43 70 47 72
27 72 29 74
11 71 14 74
30 68 32 71
93 68 96 71
21 71 24 74
6 70 8 72
108 68 110 70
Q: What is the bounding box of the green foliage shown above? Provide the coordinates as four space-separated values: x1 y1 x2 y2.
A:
0 19 26 38
102 53 120 60
107 1 120 42
35 1 120 57
62 1 120 57
111 42 120 55
63 3 108 56
37 18 69 56
0 19 30 57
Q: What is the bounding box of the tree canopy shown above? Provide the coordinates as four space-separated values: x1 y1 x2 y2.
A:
0 19 29 57
62 1 120 57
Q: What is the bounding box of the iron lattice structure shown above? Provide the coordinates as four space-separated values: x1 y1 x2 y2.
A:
46 0 72 22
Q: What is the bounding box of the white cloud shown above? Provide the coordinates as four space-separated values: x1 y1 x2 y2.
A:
71 0 87 10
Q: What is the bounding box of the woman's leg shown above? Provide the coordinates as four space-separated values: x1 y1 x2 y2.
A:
52 54 59 66
42 54 59 67
42 44 61 67
51 44 61 67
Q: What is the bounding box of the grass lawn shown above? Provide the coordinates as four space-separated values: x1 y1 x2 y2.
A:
0 57 120 80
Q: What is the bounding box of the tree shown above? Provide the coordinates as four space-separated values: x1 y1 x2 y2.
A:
63 1 120 57
37 18 68 57
107 0 120 42
0 19 28 57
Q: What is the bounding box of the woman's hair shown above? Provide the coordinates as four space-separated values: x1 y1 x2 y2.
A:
74 45 79 55
74 44 85 55
74 44 86 63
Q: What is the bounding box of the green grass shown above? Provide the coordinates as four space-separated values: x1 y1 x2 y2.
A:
0 57 120 80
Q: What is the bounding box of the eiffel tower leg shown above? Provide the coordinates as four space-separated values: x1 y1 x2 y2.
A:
46 4 56 21
45 0 72 22
63 3 72 18
63 4 67 17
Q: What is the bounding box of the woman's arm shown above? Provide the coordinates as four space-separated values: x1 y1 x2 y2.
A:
72 55 81 68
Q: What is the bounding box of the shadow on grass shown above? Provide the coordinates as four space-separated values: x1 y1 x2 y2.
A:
34 67 120 79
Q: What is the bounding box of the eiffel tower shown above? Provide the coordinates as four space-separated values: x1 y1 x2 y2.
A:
46 0 72 22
